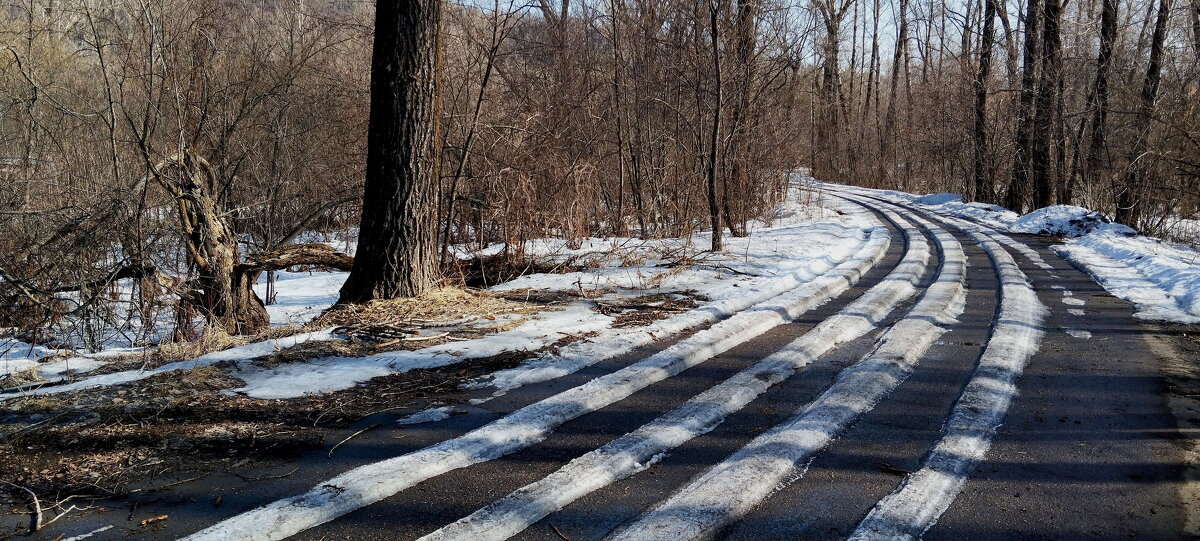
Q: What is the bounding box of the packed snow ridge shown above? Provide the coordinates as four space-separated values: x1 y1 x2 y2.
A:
2 186 882 398
849 213 1048 541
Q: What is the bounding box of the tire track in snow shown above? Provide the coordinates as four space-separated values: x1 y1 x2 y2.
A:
606 198 968 541
847 209 1048 541
472 200 886 399
181 220 892 541
416 206 933 541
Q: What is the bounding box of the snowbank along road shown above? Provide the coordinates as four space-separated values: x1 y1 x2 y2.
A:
21 186 1198 540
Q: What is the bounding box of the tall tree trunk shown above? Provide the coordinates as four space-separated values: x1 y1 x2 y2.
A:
1079 0 1117 198
973 0 997 203
817 0 849 181
880 0 909 184
725 0 758 237
339 0 443 303
1117 0 1172 227
1031 0 1061 208
706 0 724 252
1005 0 1041 212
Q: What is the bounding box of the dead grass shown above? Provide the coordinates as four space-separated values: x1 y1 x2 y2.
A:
601 292 706 328
0 366 43 388
312 286 533 329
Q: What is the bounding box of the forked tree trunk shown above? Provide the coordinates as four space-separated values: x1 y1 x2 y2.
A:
339 0 443 303
154 151 268 335
154 152 355 336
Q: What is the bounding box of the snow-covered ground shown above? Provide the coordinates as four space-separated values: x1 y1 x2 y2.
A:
2 184 882 401
826 185 1200 324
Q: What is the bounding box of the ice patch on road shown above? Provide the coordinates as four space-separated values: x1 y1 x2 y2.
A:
1065 329 1092 339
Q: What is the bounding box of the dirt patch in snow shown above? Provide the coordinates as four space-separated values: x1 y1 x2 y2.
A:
599 292 706 328
0 349 535 502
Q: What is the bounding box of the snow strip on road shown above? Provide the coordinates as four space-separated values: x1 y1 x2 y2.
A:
608 197 967 541
181 225 891 541
848 214 1048 541
418 206 931 541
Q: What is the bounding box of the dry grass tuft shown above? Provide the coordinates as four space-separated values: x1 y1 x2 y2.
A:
312 286 534 329
0 366 43 388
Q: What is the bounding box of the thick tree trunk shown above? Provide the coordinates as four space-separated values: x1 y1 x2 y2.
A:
1005 0 1041 212
1117 0 1172 227
816 1 847 181
339 0 443 303
725 0 758 237
1081 0 1117 195
973 0 997 203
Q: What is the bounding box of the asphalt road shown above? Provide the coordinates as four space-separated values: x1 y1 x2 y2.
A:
14 194 1197 541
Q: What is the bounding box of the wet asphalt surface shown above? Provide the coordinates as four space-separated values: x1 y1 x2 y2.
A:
4 200 1196 541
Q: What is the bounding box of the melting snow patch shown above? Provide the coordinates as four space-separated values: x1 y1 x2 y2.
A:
1068 309 1086 316
1065 329 1092 339
396 406 455 426
915 193 963 205
1011 206 1133 238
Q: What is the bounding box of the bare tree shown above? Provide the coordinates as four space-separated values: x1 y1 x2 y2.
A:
340 0 444 303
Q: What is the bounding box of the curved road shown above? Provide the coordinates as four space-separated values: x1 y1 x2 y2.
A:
38 190 1198 540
